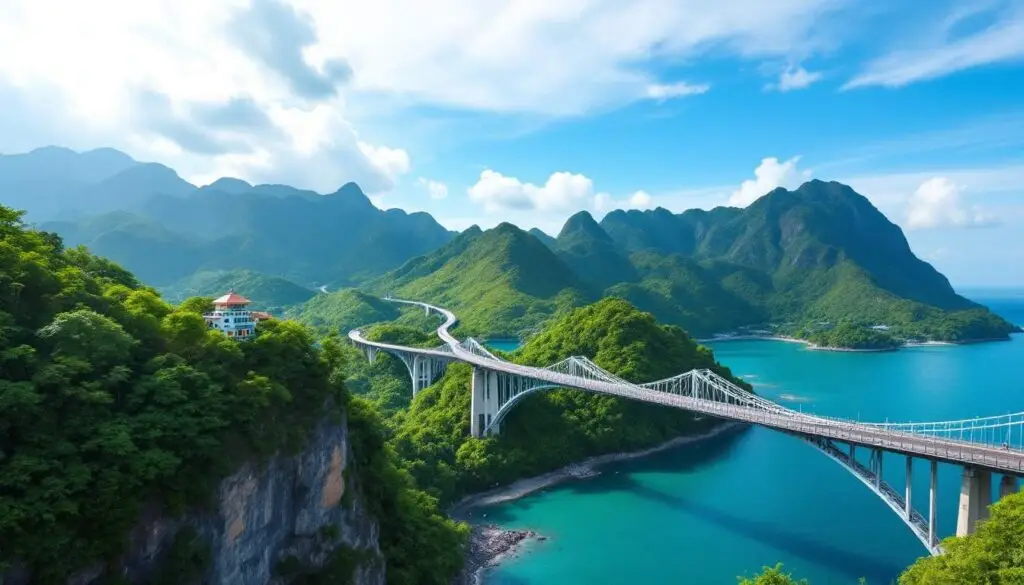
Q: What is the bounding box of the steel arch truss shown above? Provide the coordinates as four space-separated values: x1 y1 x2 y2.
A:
367 347 453 395
482 375 561 435
806 436 941 555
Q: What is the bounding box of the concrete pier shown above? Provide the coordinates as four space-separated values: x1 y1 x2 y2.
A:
470 368 500 437
957 467 992 536
410 356 445 395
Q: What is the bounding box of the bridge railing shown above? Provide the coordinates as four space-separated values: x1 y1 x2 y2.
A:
365 297 1024 456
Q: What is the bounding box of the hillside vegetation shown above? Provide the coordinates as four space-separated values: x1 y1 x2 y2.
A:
159 268 315 310
349 181 1017 348
370 223 590 337
0 205 465 584
8 148 454 288
387 298 747 504
8 146 1015 350
287 288 402 334
739 489 1024 583
597 181 1017 345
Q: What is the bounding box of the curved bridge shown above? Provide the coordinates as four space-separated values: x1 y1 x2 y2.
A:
349 297 1024 555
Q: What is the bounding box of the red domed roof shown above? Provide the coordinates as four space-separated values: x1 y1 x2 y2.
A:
213 291 251 305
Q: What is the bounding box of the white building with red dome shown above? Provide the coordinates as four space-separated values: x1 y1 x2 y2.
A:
204 291 269 339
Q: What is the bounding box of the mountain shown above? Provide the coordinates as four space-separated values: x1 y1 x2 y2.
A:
554 211 637 289
159 268 316 310
43 179 454 287
368 223 590 336
44 211 205 283
528 227 557 248
352 180 1014 344
605 254 770 336
287 288 402 334
390 297 749 504
203 177 253 194
71 162 195 218
595 180 1018 343
9 146 1013 345
0 146 140 220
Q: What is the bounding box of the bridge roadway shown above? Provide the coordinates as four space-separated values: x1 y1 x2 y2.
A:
350 298 1024 476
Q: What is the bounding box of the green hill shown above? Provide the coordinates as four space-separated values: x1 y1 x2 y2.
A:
370 223 591 337
0 203 466 584
607 253 770 337
554 211 638 290
0 204 345 578
389 297 748 504
42 181 454 287
159 268 315 310
287 288 403 334
599 180 1018 345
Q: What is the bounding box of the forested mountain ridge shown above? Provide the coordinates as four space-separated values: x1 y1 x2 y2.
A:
0 203 466 584
2 145 1014 347
158 268 317 309
3 147 455 288
364 180 1016 346
387 298 748 505
367 222 590 337
554 211 638 289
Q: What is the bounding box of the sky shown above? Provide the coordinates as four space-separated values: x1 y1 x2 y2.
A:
1 0 1023 286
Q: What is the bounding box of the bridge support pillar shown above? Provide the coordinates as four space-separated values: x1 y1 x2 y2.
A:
470 368 500 438
411 355 421 395
929 460 937 548
1000 475 1018 500
905 456 913 519
411 356 443 396
979 471 993 522
957 467 992 536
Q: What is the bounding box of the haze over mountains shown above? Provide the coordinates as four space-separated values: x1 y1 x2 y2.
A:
1 146 1017 344
2 147 453 286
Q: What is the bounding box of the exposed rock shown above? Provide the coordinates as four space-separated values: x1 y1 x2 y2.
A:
454 524 539 585
6 419 385 585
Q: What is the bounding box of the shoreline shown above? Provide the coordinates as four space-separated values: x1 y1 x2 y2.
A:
697 333 1008 352
449 422 743 584
450 421 742 515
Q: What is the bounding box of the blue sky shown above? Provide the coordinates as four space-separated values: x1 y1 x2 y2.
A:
0 0 1023 285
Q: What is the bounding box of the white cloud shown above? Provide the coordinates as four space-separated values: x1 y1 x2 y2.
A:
645 81 711 101
729 156 812 206
905 177 996 229
593 189 655 213
357 141 411 181
468 170 596 213
769 65 823 91
844 4 1024 89
628 190 654 208
0 0 408 194
417 178 449 200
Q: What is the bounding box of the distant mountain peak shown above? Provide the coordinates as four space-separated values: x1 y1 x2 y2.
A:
205 177 253 194
27 145 77 156
558 210 612 243
335 182 365 197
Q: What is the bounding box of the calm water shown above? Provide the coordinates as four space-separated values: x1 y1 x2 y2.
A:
481 295 1024 585
486 339 524 353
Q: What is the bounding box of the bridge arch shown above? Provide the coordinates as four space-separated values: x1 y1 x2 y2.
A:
350 298 1024 556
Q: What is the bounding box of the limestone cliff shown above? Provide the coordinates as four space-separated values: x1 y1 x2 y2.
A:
5 419 385 585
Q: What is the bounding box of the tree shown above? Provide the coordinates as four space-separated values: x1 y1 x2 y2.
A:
738 564 809 585
899 490 1024 584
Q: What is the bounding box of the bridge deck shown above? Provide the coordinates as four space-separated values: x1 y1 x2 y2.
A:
349 300 1024 476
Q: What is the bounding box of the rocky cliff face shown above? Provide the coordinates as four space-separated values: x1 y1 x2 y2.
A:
6 419 385 585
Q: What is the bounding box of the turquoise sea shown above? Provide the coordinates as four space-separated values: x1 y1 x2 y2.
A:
480 292 1024 585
